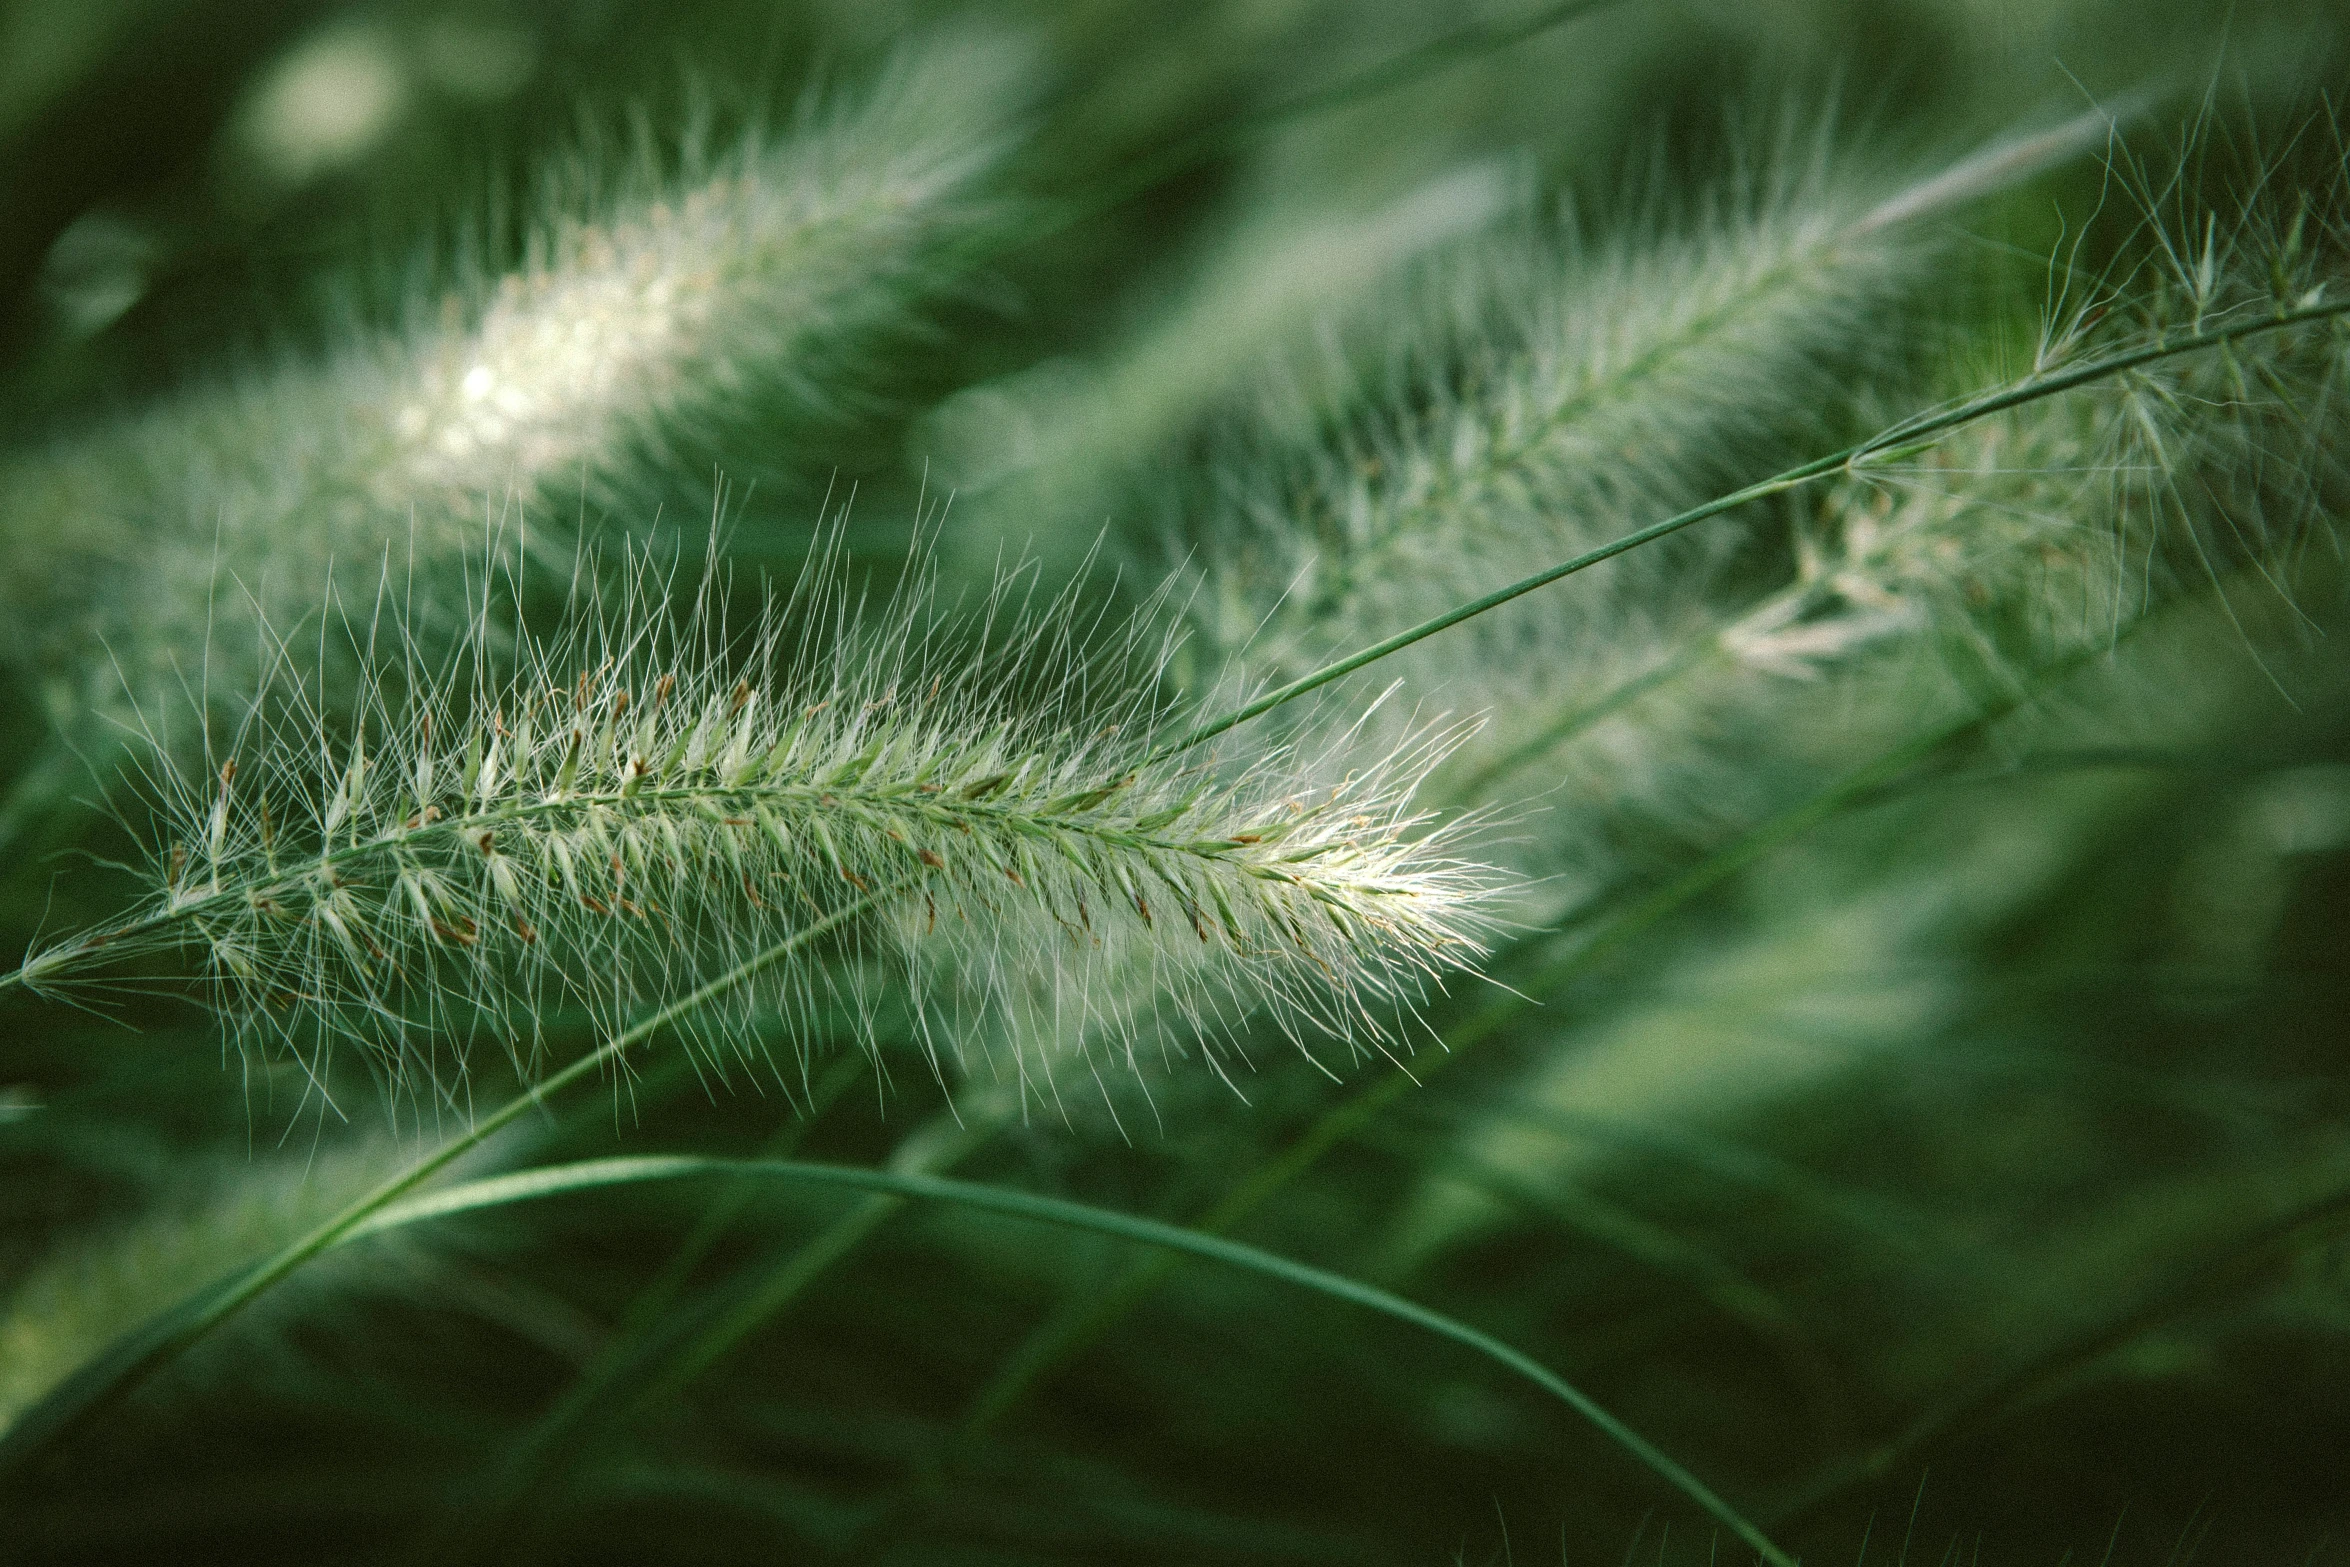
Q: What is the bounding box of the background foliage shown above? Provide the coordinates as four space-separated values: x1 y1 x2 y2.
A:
2 2 2348 1562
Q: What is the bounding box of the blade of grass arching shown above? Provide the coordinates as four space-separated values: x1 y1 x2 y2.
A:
607 1051 874 1347
637 1107 1015 1405
1153 297 2350 763
344 1154 1798 1567
415 1047 873 1560
0 877 923 1487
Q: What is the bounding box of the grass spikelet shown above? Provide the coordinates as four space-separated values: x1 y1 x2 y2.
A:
0 30 1032 740
7 541 1499 1103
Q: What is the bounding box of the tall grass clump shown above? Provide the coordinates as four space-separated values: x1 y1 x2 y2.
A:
3 7 2349 1566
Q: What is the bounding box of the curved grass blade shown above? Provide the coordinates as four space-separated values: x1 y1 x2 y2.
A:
432 1096 1007 1563
347 1153 1796 1567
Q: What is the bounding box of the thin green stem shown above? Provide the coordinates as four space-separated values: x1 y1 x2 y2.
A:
352 1153 1797 1567
430 1104 997 1566
642 1117 1008 1404
433 1048 876 1555
1153 297 2350 763
613 1050 876 1340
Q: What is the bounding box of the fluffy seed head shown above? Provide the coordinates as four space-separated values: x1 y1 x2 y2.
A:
30 542 1500 1106
1179 121 2006 694
1436 121 2350 904
0 31 1032 740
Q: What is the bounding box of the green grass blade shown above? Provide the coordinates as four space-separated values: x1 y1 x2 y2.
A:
434 1098 1007 1563
350 1153 1798 1567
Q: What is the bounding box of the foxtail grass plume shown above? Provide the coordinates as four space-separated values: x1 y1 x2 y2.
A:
1181 111 2123 703
0 31 1033 738
10 544 1500 1105
1439 125 2350 902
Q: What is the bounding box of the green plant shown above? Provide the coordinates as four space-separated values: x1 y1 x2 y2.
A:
3 5 2348 1564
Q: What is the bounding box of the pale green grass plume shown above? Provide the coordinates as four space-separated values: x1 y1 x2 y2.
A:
1386 135 2350 1266
7 548 1499 1106
1181 113 2119 709
0 32 1031 737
